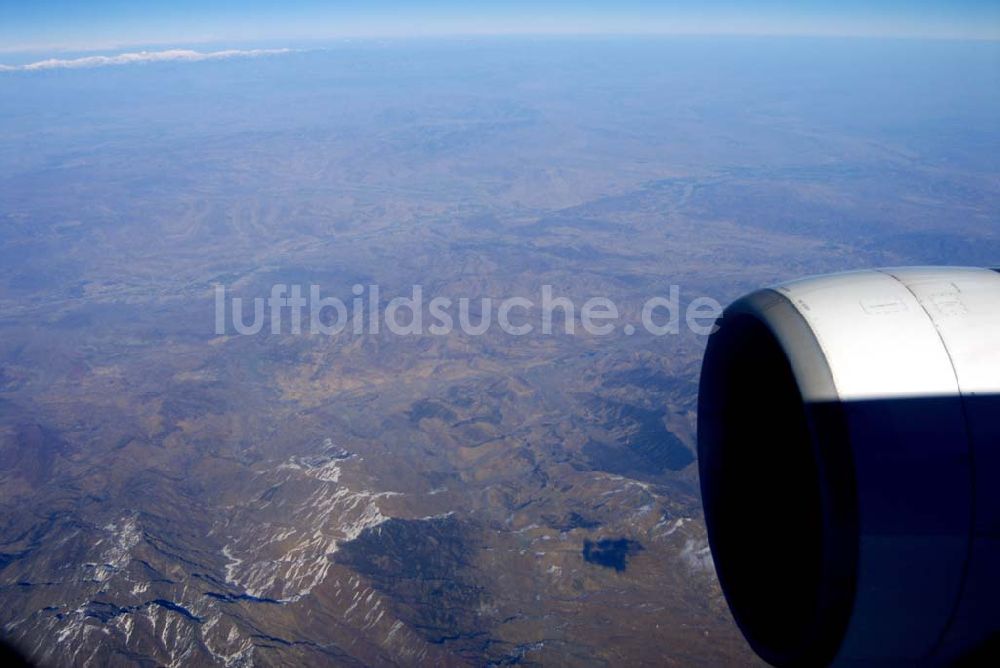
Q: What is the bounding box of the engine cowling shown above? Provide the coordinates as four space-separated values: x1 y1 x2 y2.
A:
697 267 1000 666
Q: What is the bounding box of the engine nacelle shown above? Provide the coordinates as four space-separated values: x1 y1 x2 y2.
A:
698 267 1000 666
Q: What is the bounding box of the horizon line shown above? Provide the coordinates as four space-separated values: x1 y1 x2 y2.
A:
2 28 998 58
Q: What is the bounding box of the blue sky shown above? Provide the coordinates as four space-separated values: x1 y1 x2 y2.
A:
1 1 998 52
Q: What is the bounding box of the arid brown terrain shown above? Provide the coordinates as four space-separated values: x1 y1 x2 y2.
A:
0 38 997 665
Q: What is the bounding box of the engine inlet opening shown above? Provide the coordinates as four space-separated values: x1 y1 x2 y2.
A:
699 311 831 666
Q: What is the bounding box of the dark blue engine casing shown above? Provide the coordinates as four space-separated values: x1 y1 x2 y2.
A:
697 268 1000 667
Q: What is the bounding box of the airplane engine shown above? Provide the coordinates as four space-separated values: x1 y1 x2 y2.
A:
697 267 1000 666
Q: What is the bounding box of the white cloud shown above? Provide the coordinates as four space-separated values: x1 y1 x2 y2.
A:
0 48 293 72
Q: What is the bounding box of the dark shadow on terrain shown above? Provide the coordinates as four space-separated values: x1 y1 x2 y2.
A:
582 538 643 572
